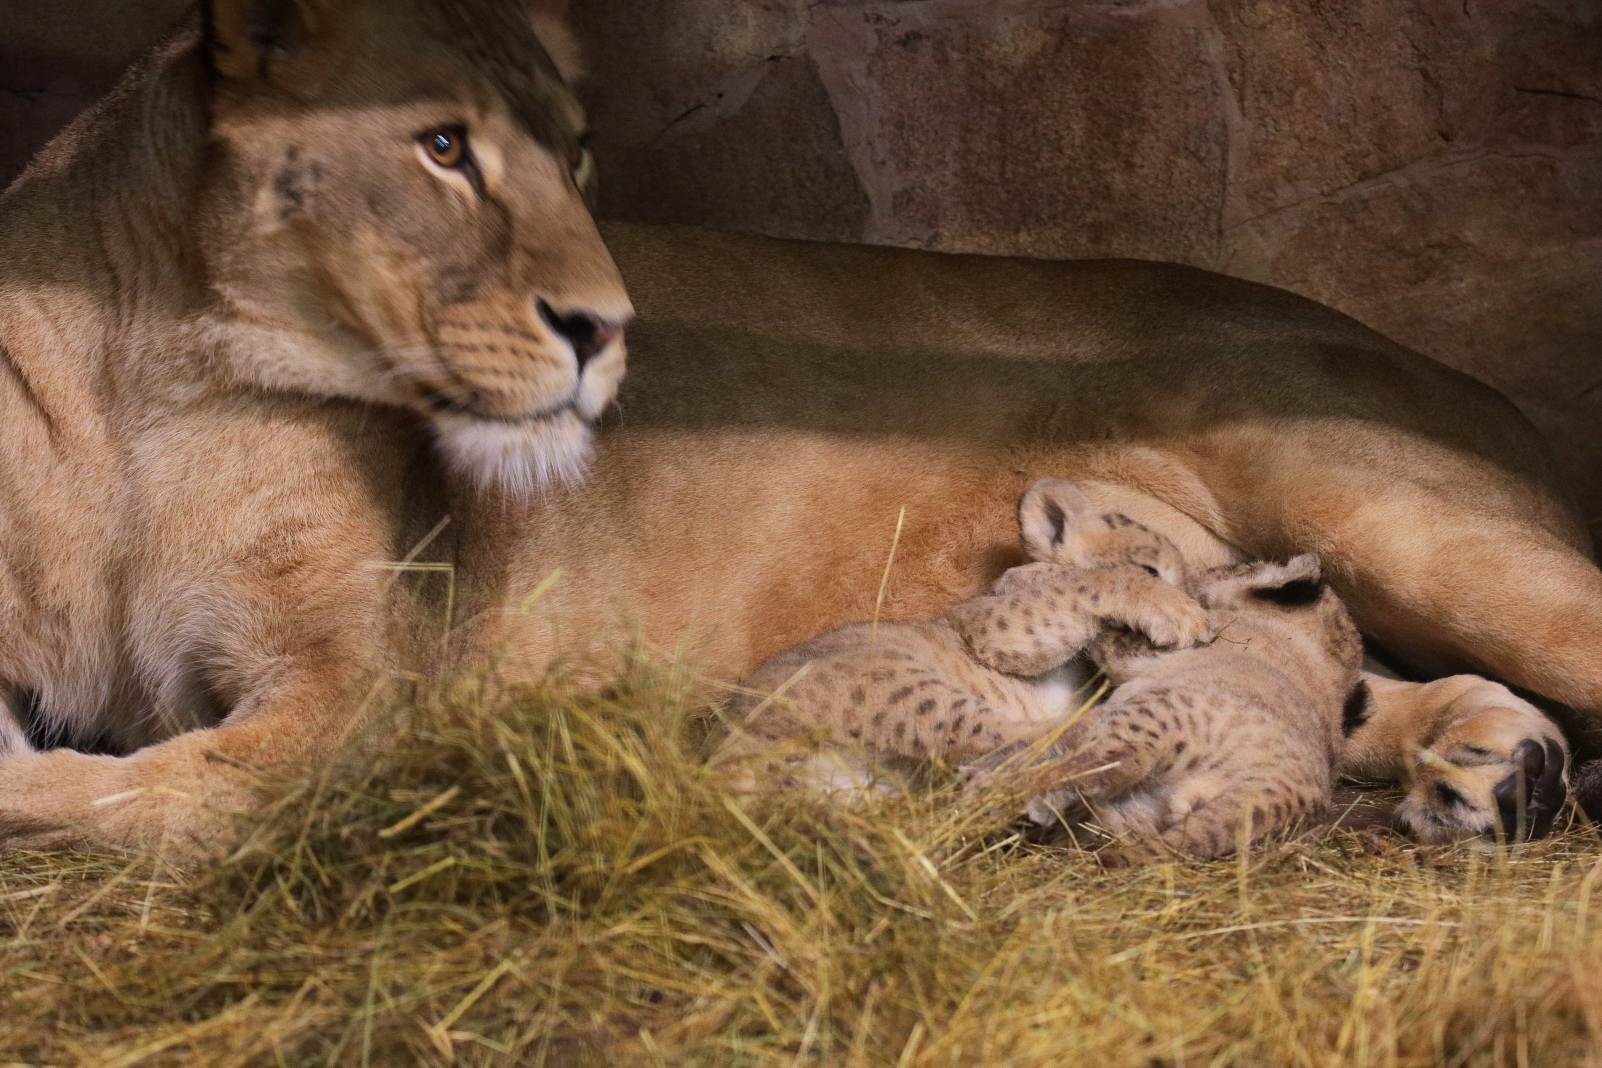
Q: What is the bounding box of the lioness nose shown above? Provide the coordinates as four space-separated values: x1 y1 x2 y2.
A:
538 300 622 371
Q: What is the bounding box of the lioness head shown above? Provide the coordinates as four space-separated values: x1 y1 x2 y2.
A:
196 0 630 492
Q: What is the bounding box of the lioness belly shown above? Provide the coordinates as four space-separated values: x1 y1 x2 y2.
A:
506 427 1234 679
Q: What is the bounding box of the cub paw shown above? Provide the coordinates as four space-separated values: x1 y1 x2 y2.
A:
1126 583 1210 650
988 561 1068 597
946 596 1074 677
1395 709 1568 845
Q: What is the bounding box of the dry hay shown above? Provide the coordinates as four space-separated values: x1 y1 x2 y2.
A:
3 655 1602 1067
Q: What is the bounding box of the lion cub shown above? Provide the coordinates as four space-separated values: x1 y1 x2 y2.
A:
1006 553 1364 862
718 479 1211 789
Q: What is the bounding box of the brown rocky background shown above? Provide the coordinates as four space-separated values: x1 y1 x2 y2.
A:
0 0 190 189
3 1 1600 516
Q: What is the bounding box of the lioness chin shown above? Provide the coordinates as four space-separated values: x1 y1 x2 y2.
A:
0 0 1586 852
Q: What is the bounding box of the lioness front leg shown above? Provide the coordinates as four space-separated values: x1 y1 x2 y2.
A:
1341 673 1568 843
0 482 413 853
0 651 378 852
946 565 1208 677
0 700 28 760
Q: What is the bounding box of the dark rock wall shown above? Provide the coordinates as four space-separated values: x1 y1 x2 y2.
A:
3 1 1599 516
0 0 190 189
576 0 1602 520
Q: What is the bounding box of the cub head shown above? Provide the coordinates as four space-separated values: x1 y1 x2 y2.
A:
1197 554 1364 676
1196 554 1327 611
196 0 630 492
1017 478 1194 589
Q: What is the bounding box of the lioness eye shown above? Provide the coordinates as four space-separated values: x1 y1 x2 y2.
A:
421 126 469 169
1141 565 1161 577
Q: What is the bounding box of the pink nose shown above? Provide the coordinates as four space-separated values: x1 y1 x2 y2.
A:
538 300 622 371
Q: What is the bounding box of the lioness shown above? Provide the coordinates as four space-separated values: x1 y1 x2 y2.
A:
0 0 1585 851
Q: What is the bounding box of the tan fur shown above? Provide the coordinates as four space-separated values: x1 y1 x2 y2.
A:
495 224 1585 842
1016 554 1363 862
0 3 1590 852
718 480 1209 789
1343 673 1568 842
0 0 627 849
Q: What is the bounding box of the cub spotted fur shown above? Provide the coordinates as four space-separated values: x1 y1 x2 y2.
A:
1009 554 1362 862
724 478 1364 862
718 479 1211 790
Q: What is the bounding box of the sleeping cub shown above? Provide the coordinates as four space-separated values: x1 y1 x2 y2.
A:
722 477 1365 863
989 552 1363 862
717 479 1211 790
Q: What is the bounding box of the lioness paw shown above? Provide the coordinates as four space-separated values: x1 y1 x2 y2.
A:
1395 711 1568 844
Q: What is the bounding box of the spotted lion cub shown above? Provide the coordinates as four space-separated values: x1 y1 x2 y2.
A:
1003 552 1364 862
717 479 1211 790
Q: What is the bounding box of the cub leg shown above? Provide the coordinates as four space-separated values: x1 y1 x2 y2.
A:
1019 683 1199 827
721 623 1100 796
945 565 1208 677
1342 673 1567 842
1102 770 1327 865
1022 685 1326 862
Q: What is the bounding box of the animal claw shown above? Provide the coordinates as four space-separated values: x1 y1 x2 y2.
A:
1491 738 1566 841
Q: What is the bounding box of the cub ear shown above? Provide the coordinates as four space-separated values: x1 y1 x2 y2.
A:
206 0 320 82
1017 479 1093 561
1201 553 1325 608
528 0 586 83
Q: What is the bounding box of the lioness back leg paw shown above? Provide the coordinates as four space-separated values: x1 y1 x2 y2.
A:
1208 442 1597 839
1342 522 1594 840
1344 674 1570 843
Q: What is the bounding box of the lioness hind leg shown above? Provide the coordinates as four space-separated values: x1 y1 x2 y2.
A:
1343 674 1569 843
1263 478 1600 839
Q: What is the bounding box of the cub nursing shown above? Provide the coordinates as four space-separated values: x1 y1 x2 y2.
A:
721 479 1365 861
1011 552 1362 862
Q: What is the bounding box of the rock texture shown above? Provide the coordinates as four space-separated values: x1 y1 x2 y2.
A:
575 0 1602 520
2 1 1599 517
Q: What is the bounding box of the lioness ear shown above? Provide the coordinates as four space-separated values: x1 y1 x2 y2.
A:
207 0 320 82
528 0 586 84
1017 479 1093 561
